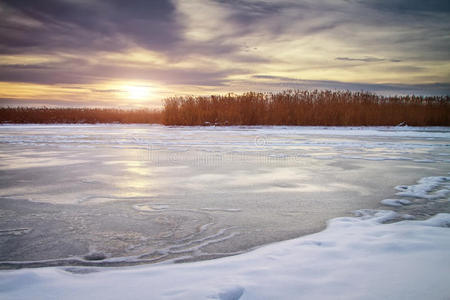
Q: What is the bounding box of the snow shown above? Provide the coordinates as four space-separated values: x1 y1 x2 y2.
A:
381 199 412 207
395 176 450 199
0 210 449 300
1 125 450 149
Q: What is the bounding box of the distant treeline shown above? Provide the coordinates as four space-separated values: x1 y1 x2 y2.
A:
0 107 161 124
1 90 449 126
163 90 450 126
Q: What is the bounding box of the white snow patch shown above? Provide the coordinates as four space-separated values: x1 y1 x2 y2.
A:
132 203 170 212
381 199 412 207
395 176 450 199
200 208 242 212
1 211 449 300
413 159 435 163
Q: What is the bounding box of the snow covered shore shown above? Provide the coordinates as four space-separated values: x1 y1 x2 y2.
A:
0 126 449 299
0 210 449 300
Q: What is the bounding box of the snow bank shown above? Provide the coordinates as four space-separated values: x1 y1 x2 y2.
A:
1 210 449 300
395 176 450 199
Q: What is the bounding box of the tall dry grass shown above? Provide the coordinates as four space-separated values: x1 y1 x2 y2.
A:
0 107 162 124
162 90 450 126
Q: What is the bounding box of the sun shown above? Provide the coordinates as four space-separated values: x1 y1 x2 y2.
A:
124 85 152 100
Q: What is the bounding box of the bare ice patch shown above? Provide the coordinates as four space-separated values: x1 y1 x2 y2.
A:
200 208 242 212
133 203 170 212
0 228 31 236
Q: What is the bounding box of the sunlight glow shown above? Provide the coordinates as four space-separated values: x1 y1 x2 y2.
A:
124 85 152 100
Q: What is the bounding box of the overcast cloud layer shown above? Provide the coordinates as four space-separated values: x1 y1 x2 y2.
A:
0 0 449 106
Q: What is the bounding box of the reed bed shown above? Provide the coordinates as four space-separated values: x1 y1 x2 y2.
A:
162 90 449 126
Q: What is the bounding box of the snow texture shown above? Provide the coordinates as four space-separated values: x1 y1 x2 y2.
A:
395 176 450 199
381 199 412 207
0 210 449 300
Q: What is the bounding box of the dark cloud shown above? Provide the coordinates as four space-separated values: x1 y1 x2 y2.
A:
95 65 238 86
0 0 239 87
212 0 342 37
336 57 401 63
0 56 96 84
208 0 449 66
252 75 294 81
358 0 450 14
0 64 53 70
0 57 243 86
383 65 425 73
90 88 122 93
348 0 450 61
0 0 181 54
213 0 288 26
0 0 448 100
251 75 450 96
0 97 127 108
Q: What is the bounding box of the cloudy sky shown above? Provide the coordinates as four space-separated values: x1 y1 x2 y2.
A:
0 0 449 107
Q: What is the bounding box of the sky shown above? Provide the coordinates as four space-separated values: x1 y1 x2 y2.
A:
0 0 449 108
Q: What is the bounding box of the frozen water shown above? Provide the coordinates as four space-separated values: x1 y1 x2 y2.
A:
0 125 449 267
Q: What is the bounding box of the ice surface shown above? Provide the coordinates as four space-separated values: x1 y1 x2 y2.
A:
0 211 449 300
0 125 449 267
0 125 449 298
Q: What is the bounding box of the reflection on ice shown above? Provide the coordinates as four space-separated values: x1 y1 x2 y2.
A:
0 125 449 267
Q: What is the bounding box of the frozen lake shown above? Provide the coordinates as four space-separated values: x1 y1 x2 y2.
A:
0 125 449 268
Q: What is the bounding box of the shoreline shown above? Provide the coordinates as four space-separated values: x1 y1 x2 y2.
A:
0 189 448 299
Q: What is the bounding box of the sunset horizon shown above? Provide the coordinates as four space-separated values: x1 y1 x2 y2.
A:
0 0 449 108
